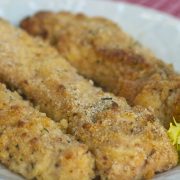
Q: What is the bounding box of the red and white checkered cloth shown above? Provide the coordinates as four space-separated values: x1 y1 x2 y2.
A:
114 0 180 18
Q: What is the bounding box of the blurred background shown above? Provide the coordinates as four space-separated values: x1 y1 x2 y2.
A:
113 0 180 18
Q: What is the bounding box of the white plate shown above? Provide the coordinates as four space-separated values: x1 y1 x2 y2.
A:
0 0 179 179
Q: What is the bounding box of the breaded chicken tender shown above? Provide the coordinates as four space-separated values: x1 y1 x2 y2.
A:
0 19 178 180
0 83 94 180
21 12 180 127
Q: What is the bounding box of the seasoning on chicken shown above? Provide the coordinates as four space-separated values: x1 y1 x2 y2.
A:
0 83 94 180
21 11 180 128
0 18 178 180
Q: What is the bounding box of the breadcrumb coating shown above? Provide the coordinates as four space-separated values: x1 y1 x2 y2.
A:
21 11 180 128
0 83 94 180
0 18 178 179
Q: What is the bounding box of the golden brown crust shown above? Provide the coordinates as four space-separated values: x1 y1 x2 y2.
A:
0 83 94 180
21 11 180 127
0 18 178 179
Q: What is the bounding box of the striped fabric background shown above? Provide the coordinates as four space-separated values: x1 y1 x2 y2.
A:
114 0 180 18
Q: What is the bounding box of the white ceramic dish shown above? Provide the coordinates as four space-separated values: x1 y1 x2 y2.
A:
0 0 179 179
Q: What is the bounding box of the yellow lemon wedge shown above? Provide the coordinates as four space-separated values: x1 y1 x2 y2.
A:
168 118 180 151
